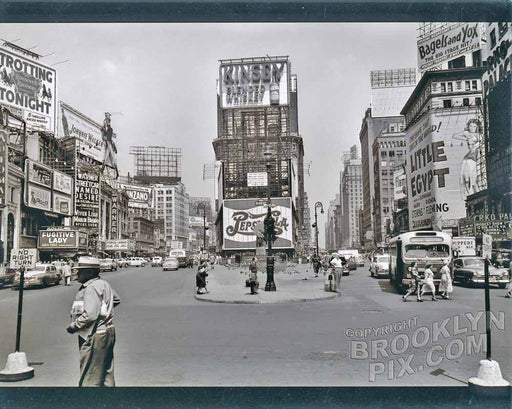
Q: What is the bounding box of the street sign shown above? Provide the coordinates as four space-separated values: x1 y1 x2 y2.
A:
482 234 492 259
10 249 37 270
247 172 268 187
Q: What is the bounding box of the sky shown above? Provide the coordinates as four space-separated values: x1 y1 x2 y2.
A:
0 23 419 246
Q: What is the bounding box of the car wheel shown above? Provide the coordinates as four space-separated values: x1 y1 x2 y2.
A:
42 279 48 288
56 280 61 286
370 270 374 277
499 283 506 289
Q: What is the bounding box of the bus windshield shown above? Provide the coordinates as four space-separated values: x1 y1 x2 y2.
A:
404 244 450 258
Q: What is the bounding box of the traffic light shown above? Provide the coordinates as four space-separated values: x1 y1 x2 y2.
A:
264 213 277 243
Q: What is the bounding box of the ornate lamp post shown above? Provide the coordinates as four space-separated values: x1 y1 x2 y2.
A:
197 202 207 254
263 147 276 291
314 201 324 257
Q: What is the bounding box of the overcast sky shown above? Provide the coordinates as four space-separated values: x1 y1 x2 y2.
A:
1 23 419 246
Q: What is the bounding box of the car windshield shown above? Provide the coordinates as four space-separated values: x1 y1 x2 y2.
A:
165 257 177 262
464 258 484 267
170 250 185 257
376 256 388 263
404 244 450 258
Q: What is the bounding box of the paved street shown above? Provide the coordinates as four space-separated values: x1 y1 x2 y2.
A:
0 262 510 387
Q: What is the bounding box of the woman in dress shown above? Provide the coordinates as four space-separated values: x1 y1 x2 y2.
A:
421 263 438 301
439 260 453 300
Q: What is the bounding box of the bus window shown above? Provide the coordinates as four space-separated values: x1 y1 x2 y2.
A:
404 244 450 258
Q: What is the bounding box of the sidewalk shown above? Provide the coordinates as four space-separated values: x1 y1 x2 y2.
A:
195 262 340 304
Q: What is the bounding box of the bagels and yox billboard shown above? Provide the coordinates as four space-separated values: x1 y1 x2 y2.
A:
219 57 289 108
222 197 293 250
407 108 486 231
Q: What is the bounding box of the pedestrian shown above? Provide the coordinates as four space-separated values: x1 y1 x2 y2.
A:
505 266 512 298
421 263 438 301
196 259 208 294
330 254 343 293
248 257 259 294
63 260 72 286
403 262 422 302
439 260 453 300
66 262 121 387
312 254 321 277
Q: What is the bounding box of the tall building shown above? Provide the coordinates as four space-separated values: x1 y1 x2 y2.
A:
341 146 363 249
371 121 406 247
325 195 340 252
401 67 486 233
213 56 304 256
153 182 190 250
189 197 214 251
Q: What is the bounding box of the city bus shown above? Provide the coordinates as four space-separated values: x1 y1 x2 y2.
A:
388 231 452 293
169 249 189 268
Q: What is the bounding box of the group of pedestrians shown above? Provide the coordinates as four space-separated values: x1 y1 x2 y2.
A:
402 260 453 302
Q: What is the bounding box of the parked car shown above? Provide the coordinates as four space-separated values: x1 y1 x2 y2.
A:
12 264 61 289
162 257 179 271
0 266 16 288
128 257 146 267
370 254 390 278
151 256 163 267
100 258 118 272
345 256 358 271
453 257 509 288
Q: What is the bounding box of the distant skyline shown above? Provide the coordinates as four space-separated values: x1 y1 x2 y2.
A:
1 23 419 246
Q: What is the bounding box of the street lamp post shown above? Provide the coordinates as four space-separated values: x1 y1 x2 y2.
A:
314 202 324 257
264 147 276 291
197 203 207 254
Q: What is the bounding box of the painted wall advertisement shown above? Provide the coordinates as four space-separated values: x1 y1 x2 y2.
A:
219 58 289 108
38 229 79 249
407 109 486 231
417 23 482 72
223 197 293 250
118 183 152 208
74 170 99 228
56 102 105 163
0 46 57 133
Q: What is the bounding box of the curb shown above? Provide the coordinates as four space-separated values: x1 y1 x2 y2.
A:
194 292 341 304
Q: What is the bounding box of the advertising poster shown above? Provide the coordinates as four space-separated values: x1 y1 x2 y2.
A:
53 170 73 195
417 23 482 72
74 170 100 228
407 108 485 231
118 183 152 208
219 58 289 108
0 46 57 133
26 159 52 188
27 184 51 211
38 230 78 249
53 192 72 216
223 197 293 250
0 128 7 207
111 192 118 238
57 102 105 163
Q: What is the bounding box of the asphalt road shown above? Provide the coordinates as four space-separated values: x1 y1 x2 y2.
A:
0 262 510 387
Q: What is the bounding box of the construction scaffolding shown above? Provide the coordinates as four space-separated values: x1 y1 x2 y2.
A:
129 146 181 184
213 105 302 200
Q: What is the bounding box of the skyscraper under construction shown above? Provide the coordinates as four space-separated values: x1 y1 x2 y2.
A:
213 56 305 257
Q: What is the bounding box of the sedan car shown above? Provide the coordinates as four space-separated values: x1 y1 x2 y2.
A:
100 258 118 272
370 255 390 278
128 257 146 267
12 264 62 289
0 266 16 288
453 257 510 288
162 257 179 271
151 256 163 267
116 258 130 268
345 257 358 271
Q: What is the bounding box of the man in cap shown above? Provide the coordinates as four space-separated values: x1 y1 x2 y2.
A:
66 259 121 387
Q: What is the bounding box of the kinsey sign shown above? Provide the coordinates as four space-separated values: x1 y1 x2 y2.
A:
219 57 289 108
223 197 293 250
417 23 482 72
38 230 79 249
0 47 57 133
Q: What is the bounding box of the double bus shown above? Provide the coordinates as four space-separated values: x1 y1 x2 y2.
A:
388 231 452 293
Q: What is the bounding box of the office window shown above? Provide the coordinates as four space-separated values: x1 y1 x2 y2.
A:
441 83 446 92
490 28 496 48
463 98 470 106
472 80 478 90
448 82 453 92
476 97 482 106
465 81 471 91
456 81 462 90
443 100 452 108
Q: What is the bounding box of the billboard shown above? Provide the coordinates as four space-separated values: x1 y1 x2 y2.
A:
0 129 7 207
53 170 73 195
74 170 100 228
223 197 293 250
105 239 135 251
38 229 79 249
0 46 57 133
189 216 206 228
53 192 72 216
57 102 105 163
118 183 152 208
417 23 482 72
27 184 51 211
407 108 485 231
219 58 289 108
452 236 476 256
26 159 52 188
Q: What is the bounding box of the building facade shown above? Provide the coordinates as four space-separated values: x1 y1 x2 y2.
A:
341 149 363 249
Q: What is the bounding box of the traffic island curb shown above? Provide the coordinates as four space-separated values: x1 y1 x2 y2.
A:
194 292 341 304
